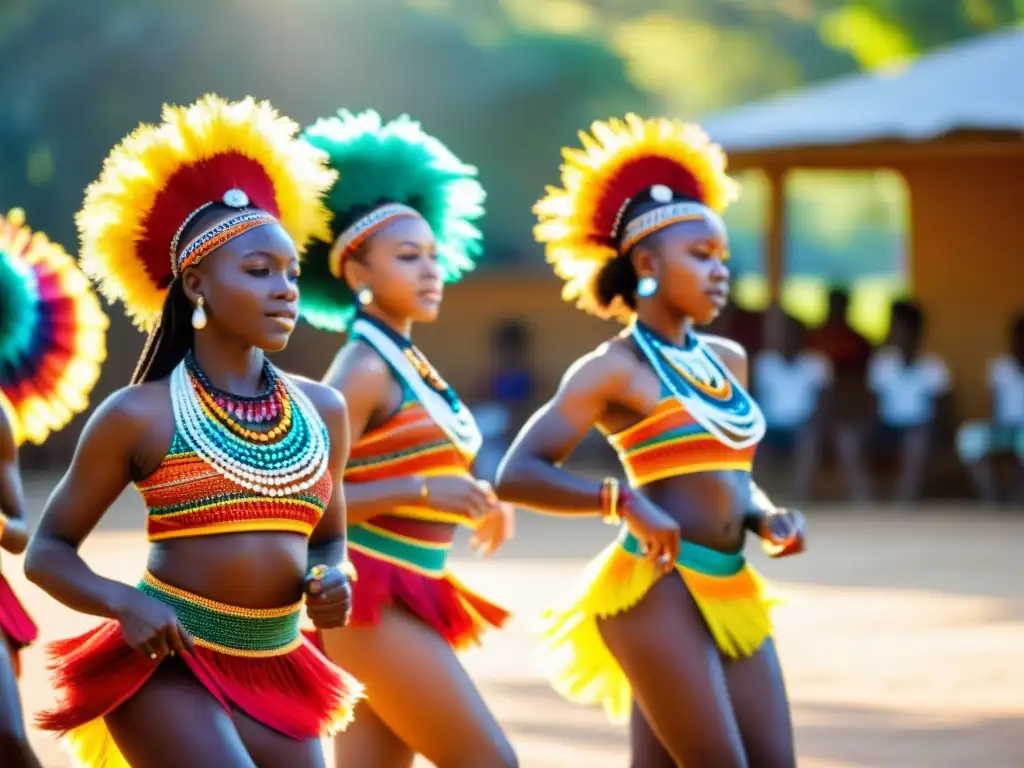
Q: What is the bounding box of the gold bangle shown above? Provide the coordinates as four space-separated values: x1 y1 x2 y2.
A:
600 477 621 525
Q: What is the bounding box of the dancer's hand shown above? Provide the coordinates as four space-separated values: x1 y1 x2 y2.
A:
756 509 806 558
471 499 516 557
305 564 353 629
622 492 680 573
423 476 493 519
114 587 194 661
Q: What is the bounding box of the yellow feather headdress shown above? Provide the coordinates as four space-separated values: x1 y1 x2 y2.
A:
77 94 337 331
533 114 739 320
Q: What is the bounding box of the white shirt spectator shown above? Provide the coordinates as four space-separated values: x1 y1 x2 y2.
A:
754 350 832 430
988 354 1024 427
868 347 950 428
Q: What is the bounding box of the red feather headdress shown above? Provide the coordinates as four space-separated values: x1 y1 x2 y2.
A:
77 94 337 331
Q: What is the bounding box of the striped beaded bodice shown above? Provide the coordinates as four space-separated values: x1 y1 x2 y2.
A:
606 388 758 487
345 381 475 529
138 428 332 541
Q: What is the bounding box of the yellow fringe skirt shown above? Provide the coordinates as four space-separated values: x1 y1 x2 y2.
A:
538 530 780 724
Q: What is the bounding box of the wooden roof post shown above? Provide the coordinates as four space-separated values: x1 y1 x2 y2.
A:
765 166 787 303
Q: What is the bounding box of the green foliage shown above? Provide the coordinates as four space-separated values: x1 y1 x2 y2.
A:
0 0 1018 284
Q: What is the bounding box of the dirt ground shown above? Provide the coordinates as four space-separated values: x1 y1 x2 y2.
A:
5 472 1023 767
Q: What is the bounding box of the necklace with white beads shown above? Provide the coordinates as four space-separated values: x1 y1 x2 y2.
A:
170 360 329 496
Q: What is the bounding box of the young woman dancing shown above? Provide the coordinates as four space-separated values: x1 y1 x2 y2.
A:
298 109 517 768
0 207 108 767
24 94 362 768
496 116 806 768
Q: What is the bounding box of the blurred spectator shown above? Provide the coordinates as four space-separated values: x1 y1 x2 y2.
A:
837 299 951 502
754 311 831 501
808 287 873 376
807 287 874 426
472 319 537 482
956 313 1024 504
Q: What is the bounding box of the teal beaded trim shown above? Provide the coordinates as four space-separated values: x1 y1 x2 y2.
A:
619 530 745 576
348 524 450 575
138 573 303 657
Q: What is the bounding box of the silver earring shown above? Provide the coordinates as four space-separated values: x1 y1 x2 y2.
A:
356 286 373 306
637 276 658 298
191 296 208 330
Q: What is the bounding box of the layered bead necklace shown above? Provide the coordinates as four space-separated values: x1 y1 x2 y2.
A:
351 311 482 457
632 321 765 449
171 353 329 496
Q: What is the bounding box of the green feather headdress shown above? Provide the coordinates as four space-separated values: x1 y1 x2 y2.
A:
299 109 486 332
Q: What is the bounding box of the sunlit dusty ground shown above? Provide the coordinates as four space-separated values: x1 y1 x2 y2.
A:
7 472 1023 767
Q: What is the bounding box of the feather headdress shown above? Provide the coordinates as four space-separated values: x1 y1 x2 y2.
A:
534 114 739 321
299 110 485 332
0 209 108 445
77 94 337 331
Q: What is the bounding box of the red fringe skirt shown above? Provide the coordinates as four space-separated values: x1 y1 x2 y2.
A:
36 572 363 767
0 572 38 678
308 521 510 651
346 545 509 649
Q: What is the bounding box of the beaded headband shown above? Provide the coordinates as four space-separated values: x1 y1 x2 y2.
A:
619 185 725 253
170 189 279 277
327 202 422 278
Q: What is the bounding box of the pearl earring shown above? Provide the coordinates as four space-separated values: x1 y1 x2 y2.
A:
357 286 373 306
191 296 208 330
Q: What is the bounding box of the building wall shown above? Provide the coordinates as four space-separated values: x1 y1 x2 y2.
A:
901 155 1024 418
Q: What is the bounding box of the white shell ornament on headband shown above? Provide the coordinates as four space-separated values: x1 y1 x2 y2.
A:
650 184 673 203
223 188 250 208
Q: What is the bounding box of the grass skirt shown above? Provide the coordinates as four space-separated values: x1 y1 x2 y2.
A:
538 531 780 724
36 572 363 768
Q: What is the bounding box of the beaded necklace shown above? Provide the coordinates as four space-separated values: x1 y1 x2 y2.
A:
632 321 765 449
351 311 482 457
170 357 329 497
184 351 282 425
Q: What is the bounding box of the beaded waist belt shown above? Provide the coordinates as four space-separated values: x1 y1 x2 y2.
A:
137 571 303 657
348 523 451 578
618 530 746 576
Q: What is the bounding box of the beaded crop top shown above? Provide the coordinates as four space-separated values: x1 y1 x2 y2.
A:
606 388 758 487
138 430 333 541
345 382 476 527
137 357 333 542
343 313 481 528
605 324 766 487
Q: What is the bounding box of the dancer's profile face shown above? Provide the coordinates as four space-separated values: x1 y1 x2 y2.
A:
354 215 443 324
180 212 300 352
634 216 730 325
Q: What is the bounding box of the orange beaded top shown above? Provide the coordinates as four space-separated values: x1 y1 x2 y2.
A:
137 430 332 541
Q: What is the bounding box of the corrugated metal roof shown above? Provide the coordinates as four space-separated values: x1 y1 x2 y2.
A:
701 27 1024 152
